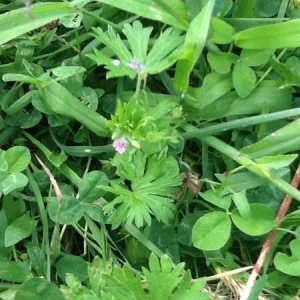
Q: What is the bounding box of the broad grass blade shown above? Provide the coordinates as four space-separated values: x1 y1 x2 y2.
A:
93 0 188 30
234 19 300 49
0 2 76 45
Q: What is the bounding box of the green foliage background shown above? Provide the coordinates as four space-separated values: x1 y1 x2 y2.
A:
1 0 300 299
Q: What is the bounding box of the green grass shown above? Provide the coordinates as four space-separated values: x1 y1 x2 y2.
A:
1 0 300 299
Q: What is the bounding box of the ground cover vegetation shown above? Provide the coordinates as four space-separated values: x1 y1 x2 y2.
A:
1 0 300 299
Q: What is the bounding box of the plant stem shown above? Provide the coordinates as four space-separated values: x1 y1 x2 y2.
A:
240 164 300 300
135 74 142 99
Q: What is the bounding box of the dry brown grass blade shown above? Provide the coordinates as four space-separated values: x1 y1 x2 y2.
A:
240 164 300 300
35 154 62 204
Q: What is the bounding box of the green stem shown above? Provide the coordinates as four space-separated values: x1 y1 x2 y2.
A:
255 48 287 87
81 8 122 31
135 74 142 99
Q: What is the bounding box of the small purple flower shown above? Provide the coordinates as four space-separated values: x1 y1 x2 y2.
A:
128 59 145 72
112 138 128 154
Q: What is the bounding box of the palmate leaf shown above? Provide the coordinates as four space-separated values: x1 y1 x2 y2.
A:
123 21 153 63
92 26 132 62
102 150 182 228
143 254 209 300
69 255 209 300
88 21 183 79
88 26 136 79
103 264 145 299
131 153 181 195
145 27 184 74
143 254 184 300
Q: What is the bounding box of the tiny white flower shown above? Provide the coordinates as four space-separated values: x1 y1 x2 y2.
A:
112 59 121 66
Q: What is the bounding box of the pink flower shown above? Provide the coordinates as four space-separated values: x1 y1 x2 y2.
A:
112 138 128 154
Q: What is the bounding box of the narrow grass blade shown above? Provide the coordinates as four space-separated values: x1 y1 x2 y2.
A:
195 134 300 201
181 108 300 138
26 169 51 281
51 129 113 157
174 0 215 91
241 118 300 158
125 224 165 259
